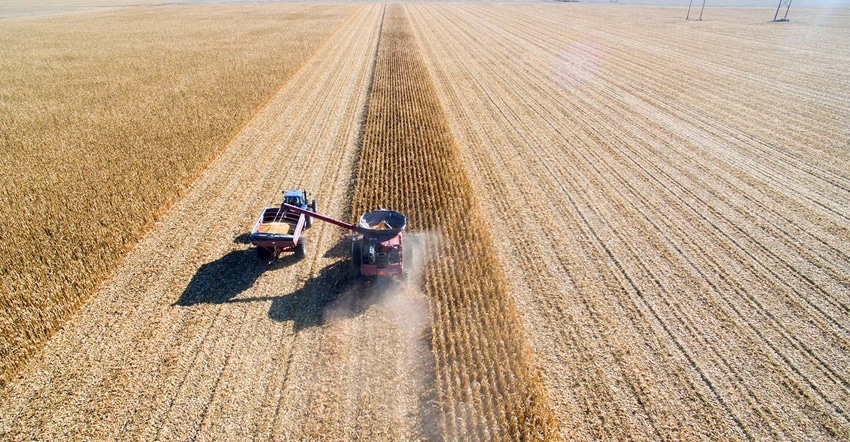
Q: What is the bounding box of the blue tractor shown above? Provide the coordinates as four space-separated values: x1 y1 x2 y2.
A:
281 189 317 227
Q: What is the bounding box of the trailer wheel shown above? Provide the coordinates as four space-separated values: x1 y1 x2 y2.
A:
256 246 272 260
295 238 307 259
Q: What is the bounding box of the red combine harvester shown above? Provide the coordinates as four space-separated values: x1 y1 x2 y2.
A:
283 203 407 278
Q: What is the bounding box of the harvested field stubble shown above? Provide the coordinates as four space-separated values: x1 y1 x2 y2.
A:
410 3 850 440
0 4 351 387
350 5 557 440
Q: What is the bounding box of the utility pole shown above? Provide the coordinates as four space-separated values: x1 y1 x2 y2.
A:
687 0 706 21
774 0 792 21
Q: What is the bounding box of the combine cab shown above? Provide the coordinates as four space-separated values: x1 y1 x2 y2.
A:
283 203 407 278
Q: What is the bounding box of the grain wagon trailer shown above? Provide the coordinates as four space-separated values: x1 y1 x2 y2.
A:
250 190 316 260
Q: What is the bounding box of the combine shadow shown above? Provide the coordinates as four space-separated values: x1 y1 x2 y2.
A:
175 235 383 332
174 248 298 306
267 258 361 330
269 263 413 333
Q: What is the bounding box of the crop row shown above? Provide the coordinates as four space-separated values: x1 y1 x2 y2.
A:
349 5 556 440
408 4 850 439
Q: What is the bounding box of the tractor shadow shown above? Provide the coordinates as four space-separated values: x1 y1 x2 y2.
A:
174 234 299 306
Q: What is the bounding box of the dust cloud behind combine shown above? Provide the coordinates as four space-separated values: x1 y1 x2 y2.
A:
318 232 440 434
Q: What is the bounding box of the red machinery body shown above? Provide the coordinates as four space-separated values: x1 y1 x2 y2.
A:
282 203 407 278
353 229 404 277
249 207 308 260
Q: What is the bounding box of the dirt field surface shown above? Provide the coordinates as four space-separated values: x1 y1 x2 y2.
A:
2 3 849 441
410 4 850 440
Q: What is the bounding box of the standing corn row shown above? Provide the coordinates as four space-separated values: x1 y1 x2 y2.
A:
350 5 558 440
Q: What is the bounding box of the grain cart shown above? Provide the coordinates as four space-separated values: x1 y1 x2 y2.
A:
282 203 406 278
250 190 316 260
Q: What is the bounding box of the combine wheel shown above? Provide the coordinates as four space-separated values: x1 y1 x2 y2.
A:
256 246 272 261
351 242 362 276
295 238 308 259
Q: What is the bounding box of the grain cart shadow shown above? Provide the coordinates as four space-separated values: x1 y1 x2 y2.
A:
174 247 298 306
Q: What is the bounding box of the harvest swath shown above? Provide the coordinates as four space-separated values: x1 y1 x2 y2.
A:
350 5 555 439
1 2 849 441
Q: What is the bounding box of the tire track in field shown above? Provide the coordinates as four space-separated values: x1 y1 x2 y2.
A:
420 10 744 437
541 7 850 211
532 3 844 434
411 7 737 439
444 6 848 436
464 0 848 372
475 4 850 241
496 8 850 330
470 5 846 412
484 5 850 261
496 8 850 352
496 6 850 222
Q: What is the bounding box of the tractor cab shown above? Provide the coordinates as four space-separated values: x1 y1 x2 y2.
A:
282 189 316 226
283 189 309 209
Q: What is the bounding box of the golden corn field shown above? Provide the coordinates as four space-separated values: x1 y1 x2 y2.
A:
2 2 850 441
0 4 352 387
